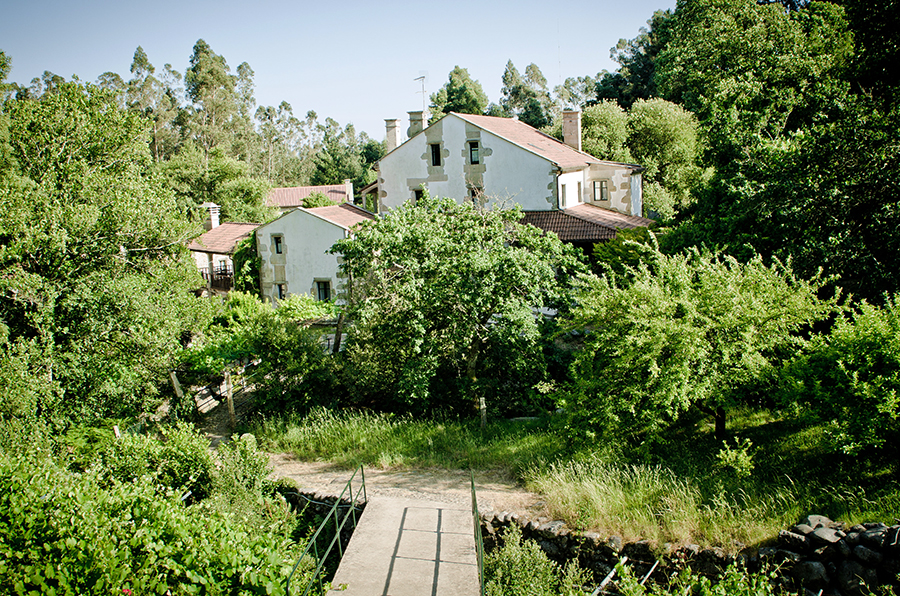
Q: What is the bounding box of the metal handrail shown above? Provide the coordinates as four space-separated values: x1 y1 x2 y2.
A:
470 470 485 596
286 465 367 596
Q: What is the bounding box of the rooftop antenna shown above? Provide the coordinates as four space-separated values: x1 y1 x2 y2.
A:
415 74 427 120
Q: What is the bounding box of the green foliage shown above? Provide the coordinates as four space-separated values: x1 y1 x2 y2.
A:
778 297 900 455
626 98 704 219
564 245 834 439
181 291 330 410
0 81 207 424
499 61 555 129
429 66 489 120
0 431 303 596
332 194 585 418
214 433 271 498
614 561 779 596
302 190 337 208
715 437 755 479
595 9 674 109
231 234 261 295
100 422 215 500
484 524 589 596
591 227 657 280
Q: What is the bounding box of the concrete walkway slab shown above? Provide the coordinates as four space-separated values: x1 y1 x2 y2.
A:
326 496 480 596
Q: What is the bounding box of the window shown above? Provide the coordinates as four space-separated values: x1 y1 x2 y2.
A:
469 186 483 203
414 189 423 203
273 235 283 254
430 143 441 167
276 283 286 300
560 183 567 206
577 181 583 203
469 141 480 165
316 280 331 302
593 180 609 202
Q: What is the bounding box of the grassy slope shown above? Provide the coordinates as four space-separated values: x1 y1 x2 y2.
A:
250 408 900 552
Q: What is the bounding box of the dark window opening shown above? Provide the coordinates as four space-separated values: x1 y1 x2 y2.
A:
593 180 609 202
430 144 441 167
469 141 480 165
316 280 331 302
273 235 283 254
276 283 286 299
414 189 423 203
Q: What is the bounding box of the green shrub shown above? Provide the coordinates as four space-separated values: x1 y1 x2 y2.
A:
0 449 304 595
100 422 214 500
779 297 900 455
484 524 589 596
215 433 271 497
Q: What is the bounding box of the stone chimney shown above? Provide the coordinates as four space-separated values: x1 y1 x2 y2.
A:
385 119 400 153
200 202 220 230
407 111 426 138
562 110 582 152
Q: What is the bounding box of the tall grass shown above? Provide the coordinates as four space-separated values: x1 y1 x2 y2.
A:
524 456 804 547
250 408 565 476
252 408 900 551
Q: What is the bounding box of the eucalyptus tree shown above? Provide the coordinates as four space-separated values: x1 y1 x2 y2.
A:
499 61 555 129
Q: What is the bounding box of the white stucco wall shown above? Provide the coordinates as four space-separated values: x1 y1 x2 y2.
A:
378 114 558 212
256 209 348 305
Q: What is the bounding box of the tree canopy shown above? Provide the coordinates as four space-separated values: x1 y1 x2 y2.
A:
0 81 206 424
429 66 489 121
332 194 584 422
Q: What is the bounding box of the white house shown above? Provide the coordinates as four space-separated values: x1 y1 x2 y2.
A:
255 203 375 304
364 111 651 249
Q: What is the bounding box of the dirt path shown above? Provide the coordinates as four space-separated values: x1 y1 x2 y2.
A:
196 392 548 518
268 453 550 517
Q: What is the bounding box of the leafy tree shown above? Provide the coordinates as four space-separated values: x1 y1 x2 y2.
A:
429 66 488 121
563 244 834 441
310 118 379 193
596 9 674 109
0 82 207 424
549 101 632 163
626 98 705 219
778 297 900 456
332 194 585 424
499 61 555 129
126 47 183 162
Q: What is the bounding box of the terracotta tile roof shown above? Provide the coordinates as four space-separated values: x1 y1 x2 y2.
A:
453 113 642 172
565 203 654 229
187 223 260 254
267 184 350 208
521 204 652 243
305 203 376 230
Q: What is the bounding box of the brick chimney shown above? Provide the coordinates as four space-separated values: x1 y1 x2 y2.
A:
385 119 400 153
407 111 426 138
343 178 354 203
562 110 582 152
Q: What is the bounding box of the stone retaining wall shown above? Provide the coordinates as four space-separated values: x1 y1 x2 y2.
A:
480 510 900 595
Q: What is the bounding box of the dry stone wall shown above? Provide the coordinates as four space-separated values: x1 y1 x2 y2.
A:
480 510 900 596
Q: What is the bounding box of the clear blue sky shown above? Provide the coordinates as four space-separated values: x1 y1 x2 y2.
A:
2 0 674 140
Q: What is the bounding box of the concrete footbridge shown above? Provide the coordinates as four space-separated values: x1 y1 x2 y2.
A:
326 496 480 595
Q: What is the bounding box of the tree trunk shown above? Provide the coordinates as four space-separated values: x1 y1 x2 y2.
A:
714 406 727 442
466 339 485 427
